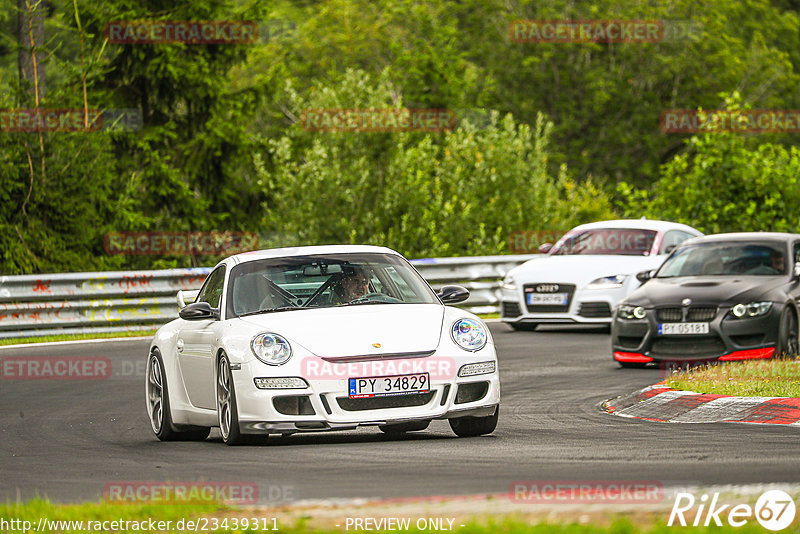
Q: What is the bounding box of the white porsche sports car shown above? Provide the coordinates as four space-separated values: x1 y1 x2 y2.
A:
146 245 500 445
501 219 702 330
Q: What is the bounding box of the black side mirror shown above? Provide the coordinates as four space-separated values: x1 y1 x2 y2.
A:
664 244 676 254
538 243 553 254
636 270 653 283
437 285 470 305
179 301 219 320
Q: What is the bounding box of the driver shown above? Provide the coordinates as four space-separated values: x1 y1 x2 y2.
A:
770 249 785 273
339 265 371 302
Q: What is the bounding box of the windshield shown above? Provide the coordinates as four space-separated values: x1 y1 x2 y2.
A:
225 253 439 318
657 242 787 277
551 228 656 256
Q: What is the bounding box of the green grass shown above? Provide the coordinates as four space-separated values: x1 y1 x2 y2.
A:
667 359 800 397
0 330 156 347
0 500 787 533
478 313 500 319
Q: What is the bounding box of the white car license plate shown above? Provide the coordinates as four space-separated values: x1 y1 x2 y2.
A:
348 373 430 399
527 292 569 306
658 323 710 335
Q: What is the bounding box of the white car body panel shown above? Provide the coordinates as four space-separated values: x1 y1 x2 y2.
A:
149 245 499 435
501 219 702 326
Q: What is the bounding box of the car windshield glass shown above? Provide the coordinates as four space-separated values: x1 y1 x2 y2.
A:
657 242 787 277
551 228 656 256
226 253 438 318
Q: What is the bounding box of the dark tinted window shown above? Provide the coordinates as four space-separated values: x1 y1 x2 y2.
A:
551 228 656 256
658 242 787 277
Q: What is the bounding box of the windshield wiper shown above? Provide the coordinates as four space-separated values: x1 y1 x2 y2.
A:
239 306 303 317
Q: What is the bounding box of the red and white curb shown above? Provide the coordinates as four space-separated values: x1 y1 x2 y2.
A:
604 384 800 426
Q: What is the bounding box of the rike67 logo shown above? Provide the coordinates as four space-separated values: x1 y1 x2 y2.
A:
669 490 796 531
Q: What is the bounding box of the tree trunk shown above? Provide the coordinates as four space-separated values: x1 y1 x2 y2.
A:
17 0 46 102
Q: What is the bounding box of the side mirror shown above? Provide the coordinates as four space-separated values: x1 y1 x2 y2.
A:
437 285 470 305
664 244 676 254
538 243 553 254
176 289 199 309
794 262 800 278
179 301 219 320
636 270 653 283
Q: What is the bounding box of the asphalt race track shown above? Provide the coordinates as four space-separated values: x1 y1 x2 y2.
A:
1 324 799 504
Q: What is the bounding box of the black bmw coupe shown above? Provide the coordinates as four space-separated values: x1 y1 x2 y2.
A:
611 233 800 367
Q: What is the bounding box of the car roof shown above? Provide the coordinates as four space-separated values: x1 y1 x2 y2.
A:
680 232 800 246
566 219 700 233
215 244 402 269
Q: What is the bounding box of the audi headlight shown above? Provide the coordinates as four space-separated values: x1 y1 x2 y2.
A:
587 274 627 289
618 305 647 320
731 301 773 318
502 276 517 290
251 333 292 365
451 318 487 352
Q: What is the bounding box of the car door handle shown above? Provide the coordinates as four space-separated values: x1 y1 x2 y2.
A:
176 339 184 352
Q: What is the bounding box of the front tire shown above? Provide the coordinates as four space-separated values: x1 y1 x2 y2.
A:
146 349 210 441
449 407 499 437
217 354 267 446
776 308 799 359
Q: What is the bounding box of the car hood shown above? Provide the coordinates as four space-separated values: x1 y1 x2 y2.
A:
510 254 664 285
627 276 787 307
237 304 445 357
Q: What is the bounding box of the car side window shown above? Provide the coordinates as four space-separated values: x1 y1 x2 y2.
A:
196 267 226 309
660 231 694 254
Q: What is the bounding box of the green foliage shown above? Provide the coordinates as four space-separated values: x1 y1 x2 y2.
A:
255 69 614 258
621 94 800 234
4 0 800 273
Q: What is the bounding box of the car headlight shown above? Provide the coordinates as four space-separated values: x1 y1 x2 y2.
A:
618 305 647 320
731 301 773 318
251 332 293 365
587 274 627 289
451 318 487 352
502 276 516 290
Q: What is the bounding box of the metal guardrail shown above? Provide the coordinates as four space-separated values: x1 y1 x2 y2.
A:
0 255 537 339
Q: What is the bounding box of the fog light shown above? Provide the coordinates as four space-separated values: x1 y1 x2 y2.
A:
254 377 309 389
458 361 496 377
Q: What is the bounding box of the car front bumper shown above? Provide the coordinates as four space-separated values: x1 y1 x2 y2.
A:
232 350 500 434
501 284 630 326
611 304 782 363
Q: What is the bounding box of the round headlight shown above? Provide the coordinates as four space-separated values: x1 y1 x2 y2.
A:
633 306 646 319
451 318 487 352
732 304 747 318
251 333 292 365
